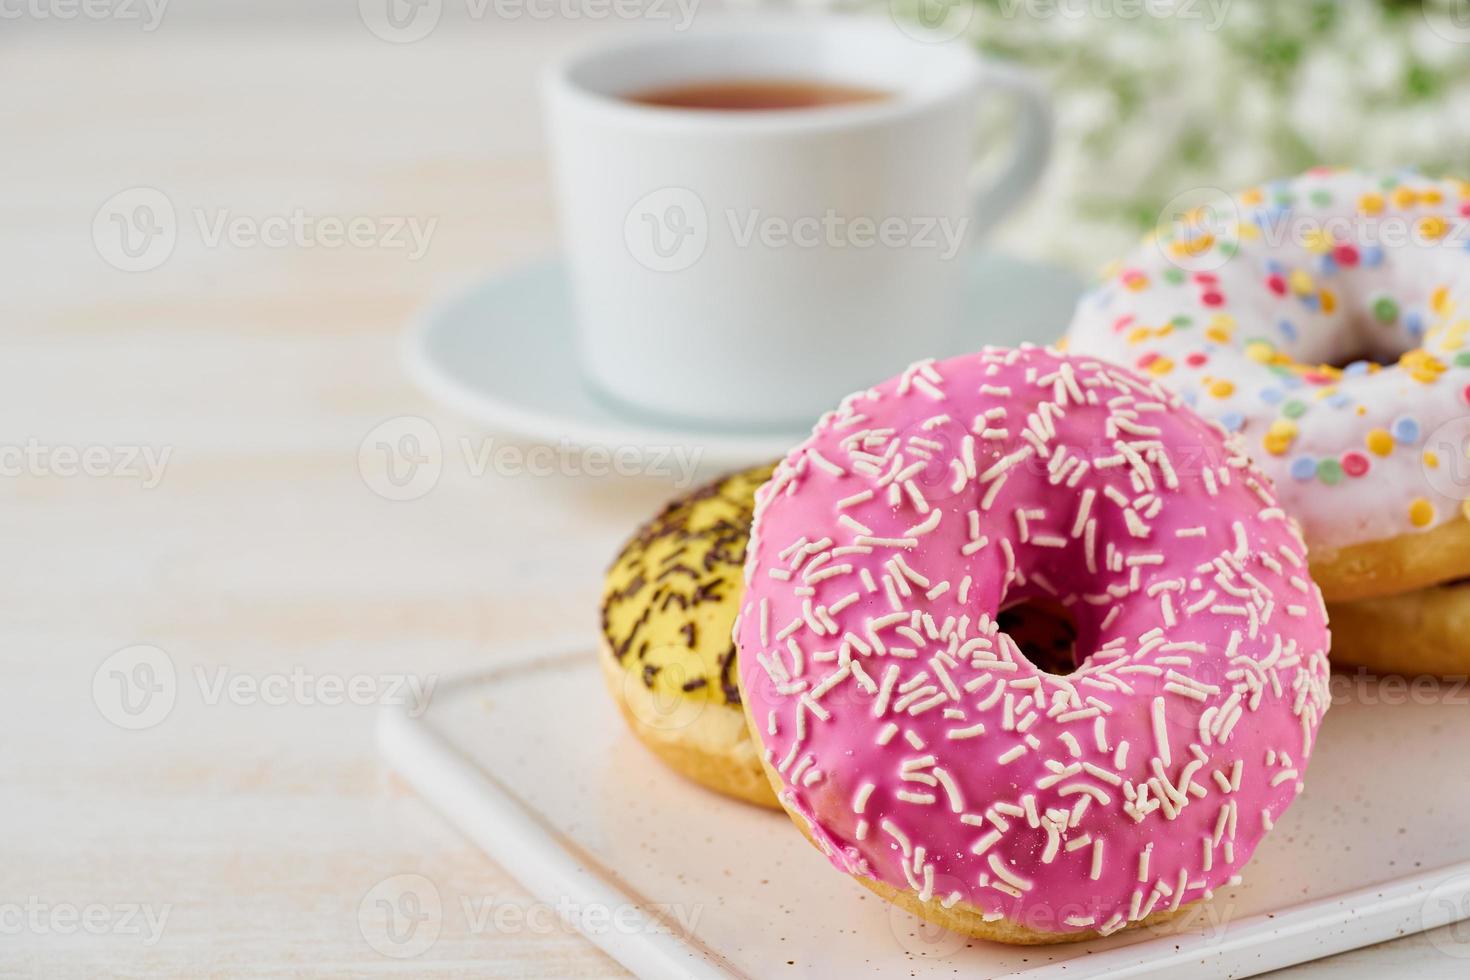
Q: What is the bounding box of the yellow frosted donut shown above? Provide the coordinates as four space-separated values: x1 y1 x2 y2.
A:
599 464 779 808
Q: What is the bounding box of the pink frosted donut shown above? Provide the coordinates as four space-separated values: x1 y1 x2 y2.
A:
735 346 1331 943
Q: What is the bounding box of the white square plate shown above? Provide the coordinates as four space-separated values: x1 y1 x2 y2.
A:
378 641 1470 978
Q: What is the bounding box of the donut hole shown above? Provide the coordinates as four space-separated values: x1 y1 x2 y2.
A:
996 597 1080 676
1322 336 1415 371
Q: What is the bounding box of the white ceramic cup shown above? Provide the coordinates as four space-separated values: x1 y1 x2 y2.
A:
545 14 1051 428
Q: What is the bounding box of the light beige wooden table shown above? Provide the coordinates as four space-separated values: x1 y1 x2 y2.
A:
5 10 1467 977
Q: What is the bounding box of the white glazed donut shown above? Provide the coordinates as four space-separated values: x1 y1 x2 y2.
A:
1067 168 1470 602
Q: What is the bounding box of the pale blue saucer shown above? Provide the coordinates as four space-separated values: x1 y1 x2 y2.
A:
404 253 1083 467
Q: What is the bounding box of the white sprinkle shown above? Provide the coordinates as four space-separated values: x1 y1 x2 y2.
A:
805 563 852 585
807 449 846 477
1151 696 1172 767
933 766 965 813
873 665 899 718
881 819 912 855
987 853 1031 891
905 509 943 537
1071 487 1096 538
897 789 936 805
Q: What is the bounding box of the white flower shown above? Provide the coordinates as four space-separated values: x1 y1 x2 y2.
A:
951 0 1470 268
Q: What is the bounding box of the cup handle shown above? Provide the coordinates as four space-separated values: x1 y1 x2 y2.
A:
967 60 1052 242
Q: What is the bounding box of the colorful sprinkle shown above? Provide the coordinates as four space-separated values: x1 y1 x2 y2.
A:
1366 429 1395 456
1146 357 1174 376
1371 294 1399 324
1419 216 1450 240
1316 458 1344 486
1432 286 1452 317
1409 498 1435 527
1264 419 1298 456
1392 417 1421 444
1340 451 1370 478
1289 456 1317 481
1401 350 1447 384
1245 341 1276 363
